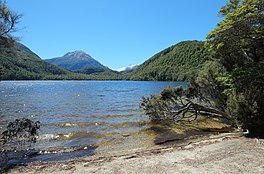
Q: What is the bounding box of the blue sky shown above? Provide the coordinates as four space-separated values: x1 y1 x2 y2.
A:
7 0 227 70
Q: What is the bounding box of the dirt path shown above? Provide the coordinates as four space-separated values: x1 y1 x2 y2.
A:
9 133 264 174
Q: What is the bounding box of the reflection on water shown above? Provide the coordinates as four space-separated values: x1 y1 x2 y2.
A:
0 80 187 165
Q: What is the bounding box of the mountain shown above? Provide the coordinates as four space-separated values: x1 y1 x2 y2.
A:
0 42 70 80
126 40 210 81
45 50 105 71
0 40 210 81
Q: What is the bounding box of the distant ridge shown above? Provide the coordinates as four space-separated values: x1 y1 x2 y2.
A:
45 50 106 71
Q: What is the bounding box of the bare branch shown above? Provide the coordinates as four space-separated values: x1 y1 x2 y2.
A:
141 86 231 123
0 1 21 47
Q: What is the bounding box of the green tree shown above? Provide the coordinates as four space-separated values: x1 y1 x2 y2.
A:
206 0 264 133
207 0 263 70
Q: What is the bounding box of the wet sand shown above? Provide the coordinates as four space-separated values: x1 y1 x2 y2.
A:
8 132 264 174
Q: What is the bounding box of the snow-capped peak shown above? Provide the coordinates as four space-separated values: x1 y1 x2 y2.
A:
64 50 92 58
116 64 139 72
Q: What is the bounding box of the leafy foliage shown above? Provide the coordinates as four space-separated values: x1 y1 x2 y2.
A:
205 0 264 133
195 60 228 111
206 0 264 70
141 86 190 122
127 41 209 81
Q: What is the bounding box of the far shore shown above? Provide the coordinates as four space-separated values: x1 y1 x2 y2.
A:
8 131 264 174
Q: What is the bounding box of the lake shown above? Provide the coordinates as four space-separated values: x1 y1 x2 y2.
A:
0 80 187 164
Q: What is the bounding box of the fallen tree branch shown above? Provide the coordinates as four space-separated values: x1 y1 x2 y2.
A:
141 86 231 122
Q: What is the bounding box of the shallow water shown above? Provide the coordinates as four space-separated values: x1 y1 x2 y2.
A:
0 80 187 164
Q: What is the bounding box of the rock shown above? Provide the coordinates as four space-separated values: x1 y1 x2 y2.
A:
122 133 130 137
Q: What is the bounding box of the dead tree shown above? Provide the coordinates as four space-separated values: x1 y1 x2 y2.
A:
0 0 22 48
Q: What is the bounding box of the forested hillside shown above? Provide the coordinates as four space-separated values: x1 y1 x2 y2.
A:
0 42 70 80
127 41 209 81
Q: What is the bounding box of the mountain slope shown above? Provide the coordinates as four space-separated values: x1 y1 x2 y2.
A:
0 42 70 80
75 66 122 80
45 51 105 71
127 40 210 81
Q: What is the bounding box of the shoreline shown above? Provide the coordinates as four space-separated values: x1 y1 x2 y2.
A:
8 131 264 174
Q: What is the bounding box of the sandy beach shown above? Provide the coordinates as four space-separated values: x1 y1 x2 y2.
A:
7 132 264 174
